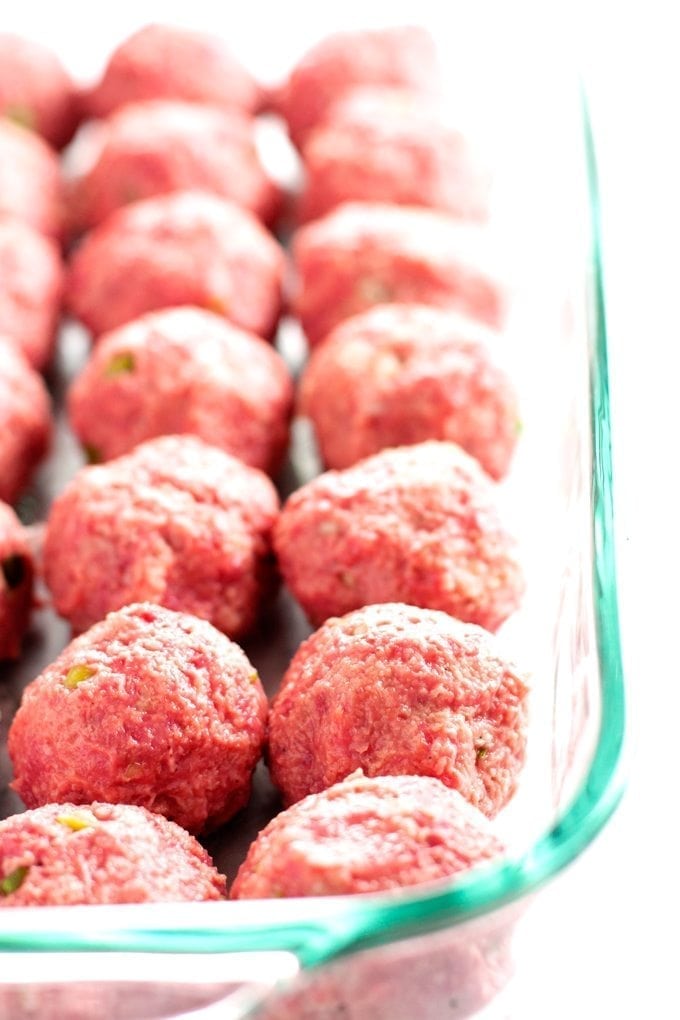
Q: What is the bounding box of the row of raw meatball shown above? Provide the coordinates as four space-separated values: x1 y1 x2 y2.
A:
2 597 527 906
2 278 518 498
0 22 499 360
1 432 524 662
2 24 511 513
1 23 483 233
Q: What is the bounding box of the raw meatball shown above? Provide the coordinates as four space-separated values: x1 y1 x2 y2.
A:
0 337 52 505
299 304 520 479
69 100 281 233
86 23 263 118
0 215 63 370
293 202 504 347
0 33 79 148
0 121 63 239
299 92 489 222
43 435 279 638
8 602 268 833
231 771 504 897
274 441 523 632
0 802 226 906
0 500 34 660
66 190 285 339
68 307 293 473
267 604 529 814
275 26 439 148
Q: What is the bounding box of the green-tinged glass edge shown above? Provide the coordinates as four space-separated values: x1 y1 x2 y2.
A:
0 90 627 967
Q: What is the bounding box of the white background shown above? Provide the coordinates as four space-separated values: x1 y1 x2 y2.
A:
519 3 679 1015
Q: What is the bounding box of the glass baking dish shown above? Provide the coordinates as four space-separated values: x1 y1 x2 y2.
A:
0 12 626 1019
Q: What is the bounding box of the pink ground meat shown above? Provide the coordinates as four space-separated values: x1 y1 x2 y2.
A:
0 500 34 661
8 602 268 833
43 435 279 638
0 120 63 239
68 306 293 473
0 801 226 906
68 99 281 234
273 441 524 632
231 771 504 897
275 26 439 148
298 91 489 223
0 336 52 505
0 33 80 149
66 190 285 339
292 202 505 347
86 23 263 119
0 215 63 370
267 604 528 814
299 303 520 479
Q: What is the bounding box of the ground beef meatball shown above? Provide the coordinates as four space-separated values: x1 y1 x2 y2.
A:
0 801 226 905
0 215 63 370
266 604 529 815
293 202 504 347
66 190 285 339
0 120 63 238
231 771 504 897
0 500 34 660
0 33 80 149
0 337 52 505
43 435 279 638
299 304 520 479
8 603 268 833
273 441 523 632
299 91 489 222
86 23 263 119
68 307 293 473
69 100 281 234
275 26 439 148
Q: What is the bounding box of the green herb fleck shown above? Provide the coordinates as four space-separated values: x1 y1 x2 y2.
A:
476 746 489 761
3 105 36 130
515 419 523 437
64 664 96 689
1 554 26 590
249 671 260 685
56 814 92 832
0 865 29 896
105 351 135 377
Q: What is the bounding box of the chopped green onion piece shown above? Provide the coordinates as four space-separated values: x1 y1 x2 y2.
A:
0 866 29 896
64 664 96 689
105 351 135 377
4 105 35 130
476 746 489 761
1 554 26 590
56 814 92 832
